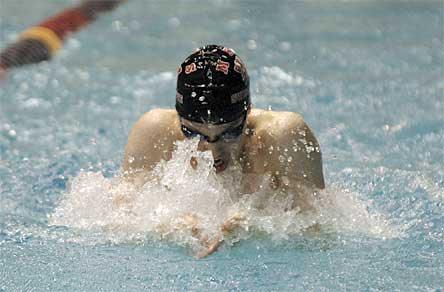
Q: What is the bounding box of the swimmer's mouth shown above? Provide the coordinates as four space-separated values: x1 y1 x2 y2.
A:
213 159 227 173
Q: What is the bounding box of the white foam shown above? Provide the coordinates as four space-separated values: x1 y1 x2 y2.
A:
410 173 444 201
258 66 308 88
49 139 399 251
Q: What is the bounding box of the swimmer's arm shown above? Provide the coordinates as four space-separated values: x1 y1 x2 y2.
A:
195 235 223 259
195 213 246 259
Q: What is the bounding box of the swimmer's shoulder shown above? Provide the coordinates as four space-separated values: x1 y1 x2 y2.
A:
247 110 324 189
131 109 182 137
124 109 182 172
136 108 179 128
248 108 306 137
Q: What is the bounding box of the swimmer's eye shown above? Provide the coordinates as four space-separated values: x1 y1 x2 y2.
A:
181 124 241 143
219 114 247 142
181 124 212 142
180 114 246 143
219 123 244 141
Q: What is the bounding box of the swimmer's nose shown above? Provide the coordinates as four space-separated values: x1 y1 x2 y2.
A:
198 139 219 151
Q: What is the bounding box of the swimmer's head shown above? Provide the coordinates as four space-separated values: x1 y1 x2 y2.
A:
180 114 246 172
175 44 250 124
176 45 251 172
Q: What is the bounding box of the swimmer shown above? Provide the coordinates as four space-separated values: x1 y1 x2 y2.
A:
122 45 325 257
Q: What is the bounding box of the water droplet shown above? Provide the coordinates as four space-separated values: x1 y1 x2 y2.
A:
168 17 180 28
207 69 212 80
191 92 197 97
282 176 290 186
247 39 257 50
279 41 291 52
112 20 122 32
110 96 120 104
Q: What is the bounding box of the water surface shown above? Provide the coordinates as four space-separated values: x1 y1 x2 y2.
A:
1 0 443 290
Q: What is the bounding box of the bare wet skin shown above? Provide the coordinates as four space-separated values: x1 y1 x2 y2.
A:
116 109 327 258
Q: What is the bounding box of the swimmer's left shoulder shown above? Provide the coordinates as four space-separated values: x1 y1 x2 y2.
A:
250 109 307 133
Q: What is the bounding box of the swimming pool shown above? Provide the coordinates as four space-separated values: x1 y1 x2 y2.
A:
1 1 443 290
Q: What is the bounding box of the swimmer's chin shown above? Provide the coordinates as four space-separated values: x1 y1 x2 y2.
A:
214 159 227 173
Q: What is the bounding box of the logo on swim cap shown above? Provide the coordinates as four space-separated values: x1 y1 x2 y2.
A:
185 63 197 74
176 45 250 124
215 60 230 75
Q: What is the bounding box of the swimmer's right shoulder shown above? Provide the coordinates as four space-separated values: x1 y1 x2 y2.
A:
124 109 181 172
128 108 181 143
136 109 178 127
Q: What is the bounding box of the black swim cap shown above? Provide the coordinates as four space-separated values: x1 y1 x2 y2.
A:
176 45 250 124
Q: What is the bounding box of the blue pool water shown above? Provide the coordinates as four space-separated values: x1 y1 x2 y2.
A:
1 1 444 290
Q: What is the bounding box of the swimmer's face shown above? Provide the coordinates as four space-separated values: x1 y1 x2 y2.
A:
180 115 246 172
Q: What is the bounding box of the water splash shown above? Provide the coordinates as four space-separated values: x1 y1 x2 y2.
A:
49 139 399 252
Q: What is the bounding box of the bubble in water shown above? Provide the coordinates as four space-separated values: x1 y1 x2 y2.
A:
112 20 122 32
110 96 120 104
247 40 257 50
8 129 16 137
168 17 181 28
279 41 291 52
227 19 241 30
